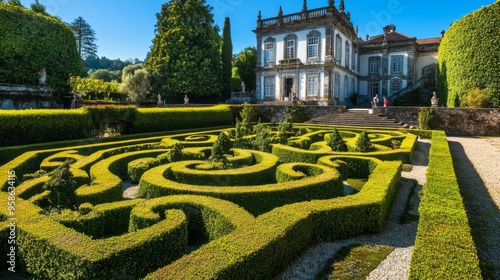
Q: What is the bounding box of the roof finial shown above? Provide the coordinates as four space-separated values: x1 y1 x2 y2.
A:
328 0 335 7
366 34 369 41
257 10 261 21
302 0 308 13
339 0 345 13
278 6 283 17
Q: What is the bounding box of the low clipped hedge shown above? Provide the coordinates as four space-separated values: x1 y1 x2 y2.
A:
76 149 167 205
145 158 401 279
133 105 233 133
409 131 481 279
0 109 92 147
138 158 344 216
6 194 188 280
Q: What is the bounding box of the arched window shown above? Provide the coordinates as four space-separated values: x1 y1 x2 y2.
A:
264 37 276 66
335 34 342 63
284 34 297 59
345 42 350 68
307 30 321 59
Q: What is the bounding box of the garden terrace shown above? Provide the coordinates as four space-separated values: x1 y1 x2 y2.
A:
0 124 480 279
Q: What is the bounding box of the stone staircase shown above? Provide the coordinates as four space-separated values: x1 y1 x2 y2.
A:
306 108 407 128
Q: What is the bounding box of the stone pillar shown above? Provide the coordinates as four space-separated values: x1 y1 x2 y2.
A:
381 51 389 96
325 25 333 62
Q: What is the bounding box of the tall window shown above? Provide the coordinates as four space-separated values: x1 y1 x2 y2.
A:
334 73 341 98
369 57 380 74
307 75 319 97
351 77 355 93
391 55 403 74
264 39 275 66
343 75 349 100
284 34 297 59
307 31 320 59
351 51 356 70
391 79 402 93
345 42 350 68
369 82 379 97
264 77 275 98
335 35 342 63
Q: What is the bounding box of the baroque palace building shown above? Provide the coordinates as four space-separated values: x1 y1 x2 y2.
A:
254 0 440 105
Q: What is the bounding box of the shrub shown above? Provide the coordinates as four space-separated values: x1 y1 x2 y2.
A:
164 143 184 163
327 128 348 152
84 106 137 137
418 108 436 130
0 5 81 94
43 159 77 211
437 1 500 107
285 103 306 122
209 132 232 162
355 131 372 152
252 123 273 152
466 87 492 108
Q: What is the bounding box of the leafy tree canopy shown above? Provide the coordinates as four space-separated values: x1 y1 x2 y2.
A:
234 47 257 92
146 0 222 98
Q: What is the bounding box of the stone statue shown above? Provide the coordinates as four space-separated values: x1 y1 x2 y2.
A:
431 91 439 107
241 81 246 93
38 69 46 85
157 94 162 105
184 94 189 104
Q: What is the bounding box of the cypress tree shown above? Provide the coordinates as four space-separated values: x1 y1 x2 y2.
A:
221 17 233 101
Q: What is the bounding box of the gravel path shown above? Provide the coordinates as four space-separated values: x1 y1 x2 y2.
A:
448 137 500 280
277 139 430 280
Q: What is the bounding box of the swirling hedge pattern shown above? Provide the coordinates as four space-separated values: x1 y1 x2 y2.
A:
0 126 418 279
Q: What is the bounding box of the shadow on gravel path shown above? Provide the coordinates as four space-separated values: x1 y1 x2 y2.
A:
449 140 500 280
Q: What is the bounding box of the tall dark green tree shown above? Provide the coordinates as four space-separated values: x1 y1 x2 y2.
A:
146 0 222 99
31 0 49 16
235 47 257 92
69 16 98 59
221 17 233 101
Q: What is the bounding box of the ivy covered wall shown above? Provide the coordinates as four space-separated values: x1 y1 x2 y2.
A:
0 4 81 94
437 1 500 108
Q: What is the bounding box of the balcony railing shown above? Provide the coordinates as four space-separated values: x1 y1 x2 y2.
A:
259 7 329 28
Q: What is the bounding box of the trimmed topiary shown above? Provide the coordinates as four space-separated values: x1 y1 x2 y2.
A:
355 131 372 152
327 128 348 152
437 1 500 107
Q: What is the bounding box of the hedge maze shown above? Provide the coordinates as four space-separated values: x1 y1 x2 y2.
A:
0 124 422 278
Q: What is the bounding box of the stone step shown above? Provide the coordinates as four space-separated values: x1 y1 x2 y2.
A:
306 112 406 128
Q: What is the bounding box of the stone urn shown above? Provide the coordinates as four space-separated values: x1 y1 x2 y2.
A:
184 94 189 104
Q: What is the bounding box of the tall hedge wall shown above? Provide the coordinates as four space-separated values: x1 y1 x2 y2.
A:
0 4 81 94
0 109 93 147
438 1 500 107
0 106 233 147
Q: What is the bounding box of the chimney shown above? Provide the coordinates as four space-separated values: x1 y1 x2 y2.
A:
383 24 396 34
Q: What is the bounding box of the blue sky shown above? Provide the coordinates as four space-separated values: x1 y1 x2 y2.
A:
19 0 496 61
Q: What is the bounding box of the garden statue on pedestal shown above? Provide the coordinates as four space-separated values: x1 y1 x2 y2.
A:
157 94 162 106
431 91 439 107
38 69 46 85
184 94 189 104
241 81 246 93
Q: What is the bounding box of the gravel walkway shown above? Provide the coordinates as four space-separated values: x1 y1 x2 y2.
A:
448 137 500 280
277 139 430 280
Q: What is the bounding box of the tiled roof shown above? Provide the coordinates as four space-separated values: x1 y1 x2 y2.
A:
363 31 414 43
416 37 441 45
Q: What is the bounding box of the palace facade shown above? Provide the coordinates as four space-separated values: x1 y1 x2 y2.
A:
254 0 440 105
